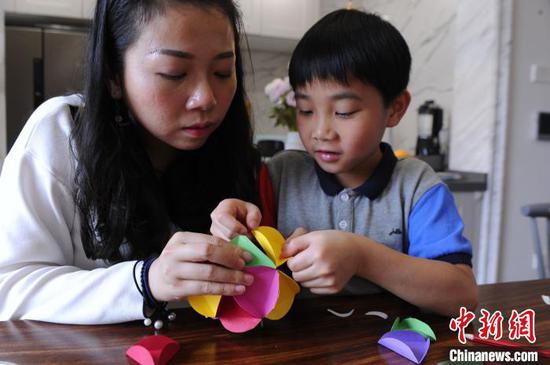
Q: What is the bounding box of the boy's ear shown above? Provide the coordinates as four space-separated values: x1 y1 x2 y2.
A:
386 90 411 128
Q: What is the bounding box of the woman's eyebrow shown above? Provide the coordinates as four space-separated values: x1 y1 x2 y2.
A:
213 51 235 60
149 48 192 59
148 49 234 60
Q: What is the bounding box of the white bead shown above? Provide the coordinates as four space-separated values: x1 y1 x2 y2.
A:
143 318 152 326
154 320 164 330
168 312 176 321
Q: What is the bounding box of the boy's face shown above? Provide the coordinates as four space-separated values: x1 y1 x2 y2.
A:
294 78 409 188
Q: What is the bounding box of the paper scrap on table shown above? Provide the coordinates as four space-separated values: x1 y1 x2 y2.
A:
188 227 300 333
391 317 437 341
126 335 180 365
365 311 388 319
327 308 355 317
543 295 550 305
378 330 429 364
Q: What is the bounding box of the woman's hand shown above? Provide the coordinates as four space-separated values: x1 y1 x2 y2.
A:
148 231 254 302
210 198 262 241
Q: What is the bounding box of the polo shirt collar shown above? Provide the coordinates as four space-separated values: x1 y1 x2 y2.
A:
314 142 397 199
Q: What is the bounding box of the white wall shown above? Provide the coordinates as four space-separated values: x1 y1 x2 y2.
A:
498 0 550 281
0 9 6 167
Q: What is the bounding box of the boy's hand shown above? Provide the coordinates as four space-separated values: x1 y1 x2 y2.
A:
286 227 308 241
282 230 360 294
210 199 262 241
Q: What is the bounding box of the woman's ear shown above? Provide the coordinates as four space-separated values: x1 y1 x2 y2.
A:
109 76 122 99
386 90 411 128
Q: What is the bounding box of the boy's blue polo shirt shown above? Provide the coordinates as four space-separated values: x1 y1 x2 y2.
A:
268 143 473 295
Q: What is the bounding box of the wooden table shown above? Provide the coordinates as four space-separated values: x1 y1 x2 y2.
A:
0 280 548 364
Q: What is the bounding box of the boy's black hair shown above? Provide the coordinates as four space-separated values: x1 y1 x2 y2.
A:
289 9 411 106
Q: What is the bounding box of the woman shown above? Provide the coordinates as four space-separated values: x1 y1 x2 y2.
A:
0 0 261 324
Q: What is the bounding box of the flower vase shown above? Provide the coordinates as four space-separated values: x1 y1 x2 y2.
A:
285 131 305 151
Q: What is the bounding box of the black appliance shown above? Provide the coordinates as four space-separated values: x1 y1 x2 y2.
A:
415 100 443 155
415 100 445 171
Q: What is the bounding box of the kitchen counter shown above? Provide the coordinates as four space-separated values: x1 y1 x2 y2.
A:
437 170 487 192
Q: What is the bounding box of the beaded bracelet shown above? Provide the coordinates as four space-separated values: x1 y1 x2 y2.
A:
133 256 176 330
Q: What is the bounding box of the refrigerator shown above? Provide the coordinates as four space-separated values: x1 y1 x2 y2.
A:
5 22 88 150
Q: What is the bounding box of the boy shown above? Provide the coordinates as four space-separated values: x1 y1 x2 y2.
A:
211 9 477 316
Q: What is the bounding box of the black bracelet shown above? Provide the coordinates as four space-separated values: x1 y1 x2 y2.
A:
133 256 175 330
132 259 143 296
141 256 162 307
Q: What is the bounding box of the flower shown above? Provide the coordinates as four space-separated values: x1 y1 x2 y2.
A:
188 226 300 333
264 76 297 131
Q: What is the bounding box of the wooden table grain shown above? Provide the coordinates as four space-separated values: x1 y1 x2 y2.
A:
0 279 548 364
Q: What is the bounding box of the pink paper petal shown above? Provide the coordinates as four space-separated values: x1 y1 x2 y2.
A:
378 330 430 364
234 266 279 318
126 335 180 365
218 297 262 333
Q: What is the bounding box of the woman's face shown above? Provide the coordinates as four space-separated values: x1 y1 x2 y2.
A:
122 4 237 155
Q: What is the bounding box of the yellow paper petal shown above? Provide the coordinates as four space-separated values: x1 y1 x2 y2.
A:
252 226 287 267
188 295 222 318
266 271 300 320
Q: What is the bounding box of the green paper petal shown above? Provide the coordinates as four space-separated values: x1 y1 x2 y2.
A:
391 317 437 341
230 235 275 268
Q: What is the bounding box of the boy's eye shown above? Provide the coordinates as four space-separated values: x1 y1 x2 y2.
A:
157 73 186 81
298 109 313 116
335 111 357 118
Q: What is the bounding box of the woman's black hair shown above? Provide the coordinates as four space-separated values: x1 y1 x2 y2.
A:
71 0 260 262
288 9 411 106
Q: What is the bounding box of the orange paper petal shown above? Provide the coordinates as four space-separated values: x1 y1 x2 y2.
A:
188 295 221 318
